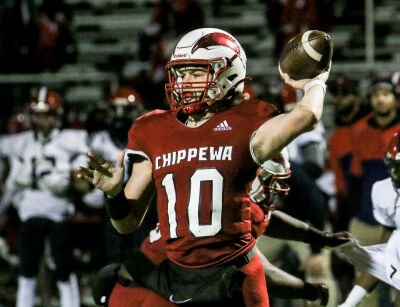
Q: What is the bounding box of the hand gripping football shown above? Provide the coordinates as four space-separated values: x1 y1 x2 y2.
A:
278 30 333 80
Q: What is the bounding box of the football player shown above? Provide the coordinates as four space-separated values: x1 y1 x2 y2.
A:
328 76 372 231
83 86 156 264
0 87 89 307
108 86 146 148
85 86 145 158
91 149 353 306
77 28 330 306
348 80 400 237
338 130 400 306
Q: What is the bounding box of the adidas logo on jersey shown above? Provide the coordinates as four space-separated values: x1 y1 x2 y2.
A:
214 120 232 131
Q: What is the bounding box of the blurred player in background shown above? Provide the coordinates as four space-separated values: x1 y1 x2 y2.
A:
84 86 157 264
85 86 146 161
0 87 89 307
327 76 373 300
328 76 372 232
339 130 400 306
342 79 400 306
107 86 146 149
348 80 400 238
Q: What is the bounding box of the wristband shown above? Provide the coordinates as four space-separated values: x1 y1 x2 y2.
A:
105 188 130 220
304 226 329 247
304 80 326 94
342 285 367 306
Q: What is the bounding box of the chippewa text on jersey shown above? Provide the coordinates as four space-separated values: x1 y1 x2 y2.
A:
155 146 233 170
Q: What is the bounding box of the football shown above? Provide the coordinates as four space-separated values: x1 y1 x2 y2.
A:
278 30 333 80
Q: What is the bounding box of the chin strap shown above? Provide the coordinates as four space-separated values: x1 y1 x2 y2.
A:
224 77 252 100
235 77 252 88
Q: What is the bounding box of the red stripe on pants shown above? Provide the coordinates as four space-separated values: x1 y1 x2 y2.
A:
240 253 269 307
109 283 176 307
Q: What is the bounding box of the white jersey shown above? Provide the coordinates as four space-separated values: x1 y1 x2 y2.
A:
339 177 400 291
372 177 400 229
0 156 23 214
385 229 400 289
287 122 326 165
84 130 128 208
0 129 89 222
339 230 400 291
87 130 121 163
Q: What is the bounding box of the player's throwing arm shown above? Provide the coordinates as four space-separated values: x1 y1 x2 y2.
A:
252 30 332 164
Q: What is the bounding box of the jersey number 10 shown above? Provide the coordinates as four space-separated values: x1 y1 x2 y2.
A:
162 168 223 238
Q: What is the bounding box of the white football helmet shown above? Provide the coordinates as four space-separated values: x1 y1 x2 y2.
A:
249 148 291 211
165 28 247 114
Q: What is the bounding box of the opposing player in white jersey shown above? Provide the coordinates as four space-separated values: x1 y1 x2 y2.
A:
0 87 89 307
82 86 157 263
338 130 400 306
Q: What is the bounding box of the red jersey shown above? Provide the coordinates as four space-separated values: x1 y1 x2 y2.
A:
351 119 400 177
328 113 372 197
350 116 400 224
127 99 277 268
140 203 272 266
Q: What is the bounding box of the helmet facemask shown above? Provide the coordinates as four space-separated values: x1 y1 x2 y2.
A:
252 167 291 212
165 58 232 115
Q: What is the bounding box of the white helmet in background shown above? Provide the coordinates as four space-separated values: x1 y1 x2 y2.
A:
249 147 291 211
165 28 247 114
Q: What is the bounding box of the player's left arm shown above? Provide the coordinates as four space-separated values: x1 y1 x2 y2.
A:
111 156 155 234
252 71 329 163
77 151 155 234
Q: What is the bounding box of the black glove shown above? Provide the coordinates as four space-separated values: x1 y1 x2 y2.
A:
304 282 329 306
324 231 357 248
305 227 356 248
313 282 329 306
92 263 121 306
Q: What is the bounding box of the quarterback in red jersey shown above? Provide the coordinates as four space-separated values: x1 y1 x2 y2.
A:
77 28 330 306
91 150 353 306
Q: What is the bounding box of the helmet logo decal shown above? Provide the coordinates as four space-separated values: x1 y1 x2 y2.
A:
192 33 240 55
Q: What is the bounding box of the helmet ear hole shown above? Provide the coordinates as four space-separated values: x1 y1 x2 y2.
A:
227 74 238 81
